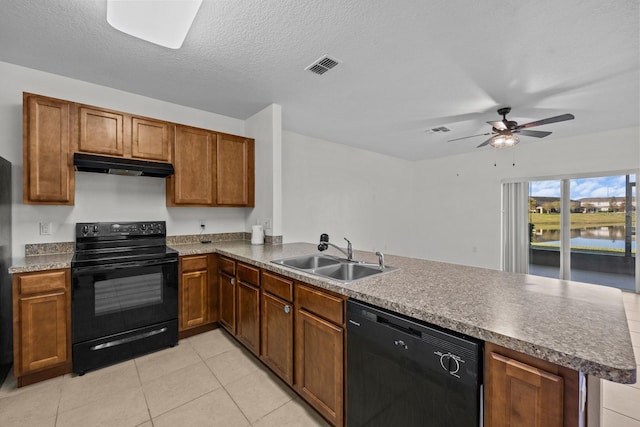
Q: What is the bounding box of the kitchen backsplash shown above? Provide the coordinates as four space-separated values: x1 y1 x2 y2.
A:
24 232 283 256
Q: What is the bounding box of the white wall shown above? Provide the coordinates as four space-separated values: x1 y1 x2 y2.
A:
281 127 639 270
282 131 415 256
410 127 640 269
0 61 252 257
245 104 282 236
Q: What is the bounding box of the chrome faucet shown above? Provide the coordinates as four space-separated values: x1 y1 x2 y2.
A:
375 251 385 270
318 234 354 261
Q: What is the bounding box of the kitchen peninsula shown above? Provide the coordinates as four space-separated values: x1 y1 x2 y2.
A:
9 239 637 426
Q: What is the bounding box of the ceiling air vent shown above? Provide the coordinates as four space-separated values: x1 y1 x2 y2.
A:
425 126 451 134
305 55 341 75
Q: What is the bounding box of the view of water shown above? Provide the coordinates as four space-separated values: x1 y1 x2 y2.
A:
533 225 637 251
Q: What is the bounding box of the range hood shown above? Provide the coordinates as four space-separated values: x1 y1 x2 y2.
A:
73 153 174 178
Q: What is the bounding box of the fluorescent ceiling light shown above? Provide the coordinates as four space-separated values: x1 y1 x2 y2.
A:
107 0 203 49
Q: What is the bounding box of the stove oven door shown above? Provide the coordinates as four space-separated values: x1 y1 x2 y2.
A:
71 257 178 373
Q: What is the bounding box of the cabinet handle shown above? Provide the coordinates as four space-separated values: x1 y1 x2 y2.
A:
284 305 291 314
231 278 235 285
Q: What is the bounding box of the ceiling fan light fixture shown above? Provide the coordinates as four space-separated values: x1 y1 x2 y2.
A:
489 133 519 149
106 0 203 49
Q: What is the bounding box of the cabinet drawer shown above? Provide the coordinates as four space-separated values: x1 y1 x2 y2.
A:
237 263 260 287
219 256 236 275
296 284 344 326
17 270 67 295
262 271 293 302
181 255 208 272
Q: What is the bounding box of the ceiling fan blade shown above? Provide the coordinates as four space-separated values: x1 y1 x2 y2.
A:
448 132 491 142
517 130 552 138
487 120 507 130
517 113 575 129
476 137 493 148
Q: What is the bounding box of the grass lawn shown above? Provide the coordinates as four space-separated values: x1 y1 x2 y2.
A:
529 212 635 230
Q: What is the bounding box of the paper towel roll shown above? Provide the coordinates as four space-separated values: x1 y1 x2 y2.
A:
251 225 264 245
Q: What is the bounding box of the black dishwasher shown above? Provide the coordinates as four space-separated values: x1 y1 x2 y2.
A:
347 300 483 427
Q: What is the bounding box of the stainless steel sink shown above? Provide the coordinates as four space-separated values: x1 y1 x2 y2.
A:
312 262 385 281
271 254 397 283
272 254 341 270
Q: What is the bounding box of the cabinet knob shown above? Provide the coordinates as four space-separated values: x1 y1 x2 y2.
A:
284 305 291 314
230 278 235 285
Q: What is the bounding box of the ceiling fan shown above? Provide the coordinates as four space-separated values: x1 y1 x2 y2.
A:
448 107 575 148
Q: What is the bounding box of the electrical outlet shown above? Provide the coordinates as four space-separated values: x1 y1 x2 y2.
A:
39 222 52 235
200 220 205 230
264 218 272 230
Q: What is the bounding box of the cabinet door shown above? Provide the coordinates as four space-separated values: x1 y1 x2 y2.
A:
236 281 260 354
295 308 344 427
132 117 171 162
219 272 236 334
16 291 68 375
78 107 125 156
486 351 564 427
216 134 254 206
169 126 215 205
23 95 74 204
180 270 208 330
261 292 293 384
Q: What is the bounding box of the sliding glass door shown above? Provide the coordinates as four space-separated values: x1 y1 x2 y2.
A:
526 173 637 291
528 180 562 279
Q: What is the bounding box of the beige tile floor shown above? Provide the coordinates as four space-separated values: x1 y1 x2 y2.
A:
0 329 329 427
601 291 640 427
1 294 639 427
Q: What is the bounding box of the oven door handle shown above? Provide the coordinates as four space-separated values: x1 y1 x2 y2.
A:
72 257 177 273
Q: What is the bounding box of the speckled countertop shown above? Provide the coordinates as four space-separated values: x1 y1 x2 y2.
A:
9 240 637 384
9 252 74 273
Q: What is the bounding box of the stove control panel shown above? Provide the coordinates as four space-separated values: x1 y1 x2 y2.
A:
76 221 166 237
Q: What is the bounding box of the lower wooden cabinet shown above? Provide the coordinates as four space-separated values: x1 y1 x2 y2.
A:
261 271 294 384
12 269 71 386
295 283 346 427
485 342 580 427
218 257 237 334
236 263 260 354
179 254 218 337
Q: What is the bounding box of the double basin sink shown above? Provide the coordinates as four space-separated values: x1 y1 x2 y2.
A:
271 254 397 283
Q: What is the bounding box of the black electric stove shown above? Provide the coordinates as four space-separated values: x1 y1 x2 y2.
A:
71 221 178 374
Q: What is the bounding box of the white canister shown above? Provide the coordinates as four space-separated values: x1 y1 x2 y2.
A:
251 225 264 245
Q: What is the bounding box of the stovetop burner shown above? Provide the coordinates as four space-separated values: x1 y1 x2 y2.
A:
72 221 177 267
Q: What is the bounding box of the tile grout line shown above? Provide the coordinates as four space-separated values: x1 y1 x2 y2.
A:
133 357 155 426
197 343 253 426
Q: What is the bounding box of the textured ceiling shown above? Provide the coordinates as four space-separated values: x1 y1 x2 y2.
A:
1 0 638 160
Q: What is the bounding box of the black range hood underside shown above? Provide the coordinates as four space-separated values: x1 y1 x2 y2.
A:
73 153 174 178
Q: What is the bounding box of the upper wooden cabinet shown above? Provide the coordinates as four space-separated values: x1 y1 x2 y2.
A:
23 93 74 204
131 117 171 161
217 134 254 206
167 125 215 206
23 93 253 207
77 105 172 162
78 106 125 156
168 127 255 207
